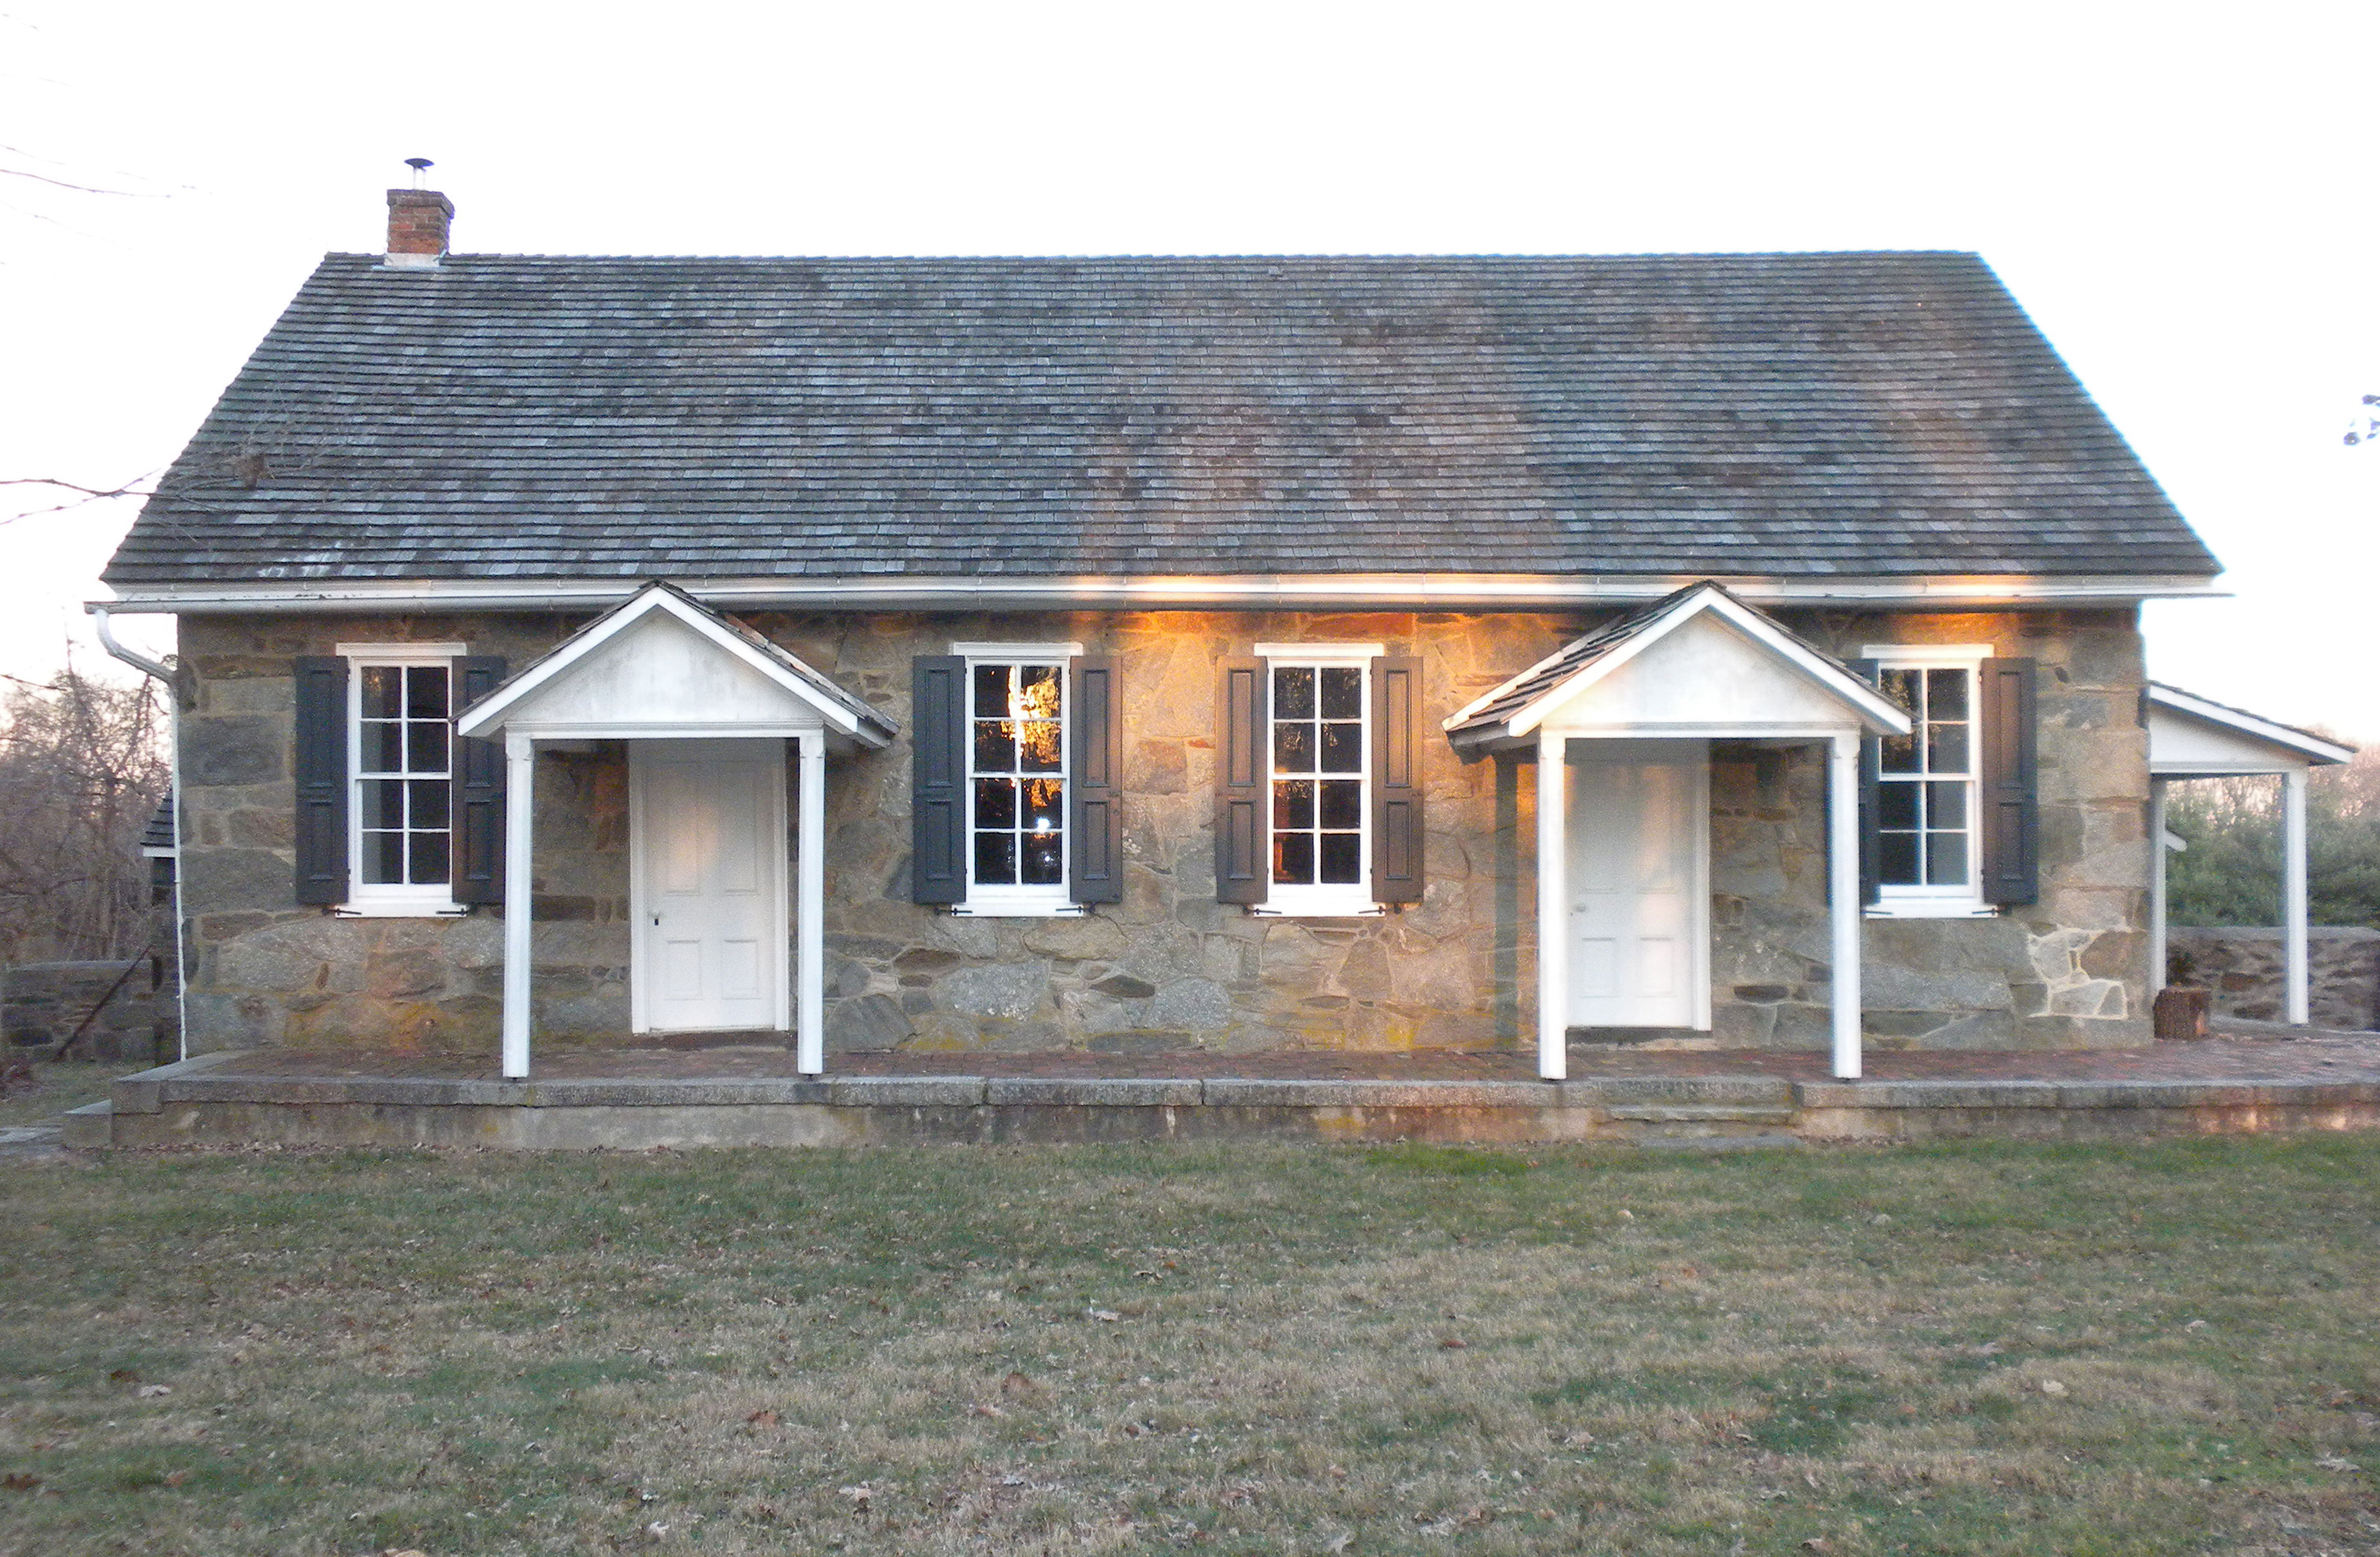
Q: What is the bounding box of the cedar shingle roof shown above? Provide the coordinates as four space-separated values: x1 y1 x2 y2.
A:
103 250 2220 587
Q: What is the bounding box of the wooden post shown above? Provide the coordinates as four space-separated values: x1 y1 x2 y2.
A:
502 734 535 1079
1828 731 1862 1080
796 731 827 1075
2282 767 2309 1026
2148 778 2168 995
1536 730 1568 1081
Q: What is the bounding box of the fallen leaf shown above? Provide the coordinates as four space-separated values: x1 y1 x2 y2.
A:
107 1369 139 1384
1220 1485 1256 1508
1087 1308 1121 1323
136 1384 172 1398
1324 1534 1353 1554
1001 1371 1040 1398
2040 1379 2069 1398
1617 1209 1634 1220
163 1470 189 1487
746 1409 780 1427
2316 1454 2358 1472
380 1549 430 1557
1439 1336 1467 1350
1870 1213 1893 1226
1801 1540 1832 1553
3 1474 40 1492
1327 1464 1348 1479
2184 1319 2209 1332
841 1484 873 1513
970 1402 1007 1418
1561 1430 1597 1448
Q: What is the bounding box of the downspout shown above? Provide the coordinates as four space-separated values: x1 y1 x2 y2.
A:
92 605 188 1062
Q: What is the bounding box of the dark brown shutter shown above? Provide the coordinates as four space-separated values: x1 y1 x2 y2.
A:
1370 656 1424 904
293 656 349 905
911 656 968 905
1068 657 1124 904
1978 656 2039 906
451 656 507 905
1850 657 1882 908
1215 657 1268 905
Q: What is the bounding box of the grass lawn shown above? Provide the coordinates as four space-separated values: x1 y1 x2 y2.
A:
1 1136 2376 1555
0 1061 116 1131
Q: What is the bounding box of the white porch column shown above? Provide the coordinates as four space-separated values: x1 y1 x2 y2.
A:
501 734 536 1080
1827 731 1862 1080
796 731 828 1075
1536 731 1568 1080
2147 778 2168 995
2282 766 2310 1026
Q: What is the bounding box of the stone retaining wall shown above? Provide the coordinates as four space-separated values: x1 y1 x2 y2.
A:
2165 926 2380 1031
2 959 160 1064
171 605 2153 1057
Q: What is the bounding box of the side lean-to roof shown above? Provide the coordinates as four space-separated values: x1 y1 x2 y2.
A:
103 250 2220 599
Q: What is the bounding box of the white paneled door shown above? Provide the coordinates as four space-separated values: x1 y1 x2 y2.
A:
631 739 787 1033
1564 740 1710 1030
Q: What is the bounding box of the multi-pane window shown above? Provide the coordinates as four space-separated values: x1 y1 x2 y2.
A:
355 663 453 890
969 661 1066 894
1271 662 1366 889
1876 665 1973 891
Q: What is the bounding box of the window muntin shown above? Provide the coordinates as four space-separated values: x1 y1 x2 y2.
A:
967 660 1067 898
338 649 462 912
1876 663 1975 892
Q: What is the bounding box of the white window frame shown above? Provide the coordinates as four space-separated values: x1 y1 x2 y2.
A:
1860 642 1996 920
952 641 1085 917
336 641 470 918
1254 642 1384 918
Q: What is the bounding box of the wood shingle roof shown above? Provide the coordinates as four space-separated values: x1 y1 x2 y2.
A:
103 250 2219 588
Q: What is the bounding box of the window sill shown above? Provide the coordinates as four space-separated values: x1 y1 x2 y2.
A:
1248 901 1387 918
1864 900 1997 920
335 900 471 919
949 901 1086 918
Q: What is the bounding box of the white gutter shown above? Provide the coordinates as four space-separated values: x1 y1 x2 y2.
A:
89 571 2230 615
92 605 189 1063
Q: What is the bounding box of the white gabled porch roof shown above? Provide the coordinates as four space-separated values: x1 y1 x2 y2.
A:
2146 682 2353 777
1444 580 1911 749
456 580 895 749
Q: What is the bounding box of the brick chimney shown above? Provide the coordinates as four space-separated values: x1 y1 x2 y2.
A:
385 187 454 269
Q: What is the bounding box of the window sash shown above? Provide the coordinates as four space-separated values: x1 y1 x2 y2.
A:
1874 660 1980 899
964 658 1069 903
1266 659 1370 906
346 655 458 903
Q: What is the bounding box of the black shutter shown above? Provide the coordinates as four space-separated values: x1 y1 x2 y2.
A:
1370 656 1424 905
911 656 968 905
1850 657 1882 909
1215 657 1268 905
1979 656 2040 906
293 656 349 905
451 656 507 905
1068 657 1124 905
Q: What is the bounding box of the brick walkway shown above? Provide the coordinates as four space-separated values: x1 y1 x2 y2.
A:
184 1023 2380 1086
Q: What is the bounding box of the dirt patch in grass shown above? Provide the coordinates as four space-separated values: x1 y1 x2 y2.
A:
1 1138 2377 1554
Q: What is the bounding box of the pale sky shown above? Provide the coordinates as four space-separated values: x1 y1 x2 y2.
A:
4 2 2374 733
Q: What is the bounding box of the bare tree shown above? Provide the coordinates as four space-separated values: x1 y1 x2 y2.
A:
0 664 167 965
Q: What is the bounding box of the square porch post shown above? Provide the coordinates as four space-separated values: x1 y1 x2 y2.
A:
1827 731 1862 1080
502 733 536 1079
2283 767 2309 1026
796 731 827 1075
2148 778 2168 995
1536 730 1568 1080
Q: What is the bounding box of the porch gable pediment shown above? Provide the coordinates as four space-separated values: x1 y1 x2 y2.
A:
1445 581 1910 748
455 581 895 747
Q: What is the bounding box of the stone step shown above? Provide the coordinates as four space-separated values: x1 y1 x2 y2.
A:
1591 1075 1798 1108
1606 1103 1799 1126
1630 1131 1803 1153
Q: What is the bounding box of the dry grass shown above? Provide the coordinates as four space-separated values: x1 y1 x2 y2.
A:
0 1060 114 1131
1 1136 2377 1554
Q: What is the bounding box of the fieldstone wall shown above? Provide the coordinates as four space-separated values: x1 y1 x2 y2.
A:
3 959 161 1063
172 604 2154 1057
2164 926 2380 1030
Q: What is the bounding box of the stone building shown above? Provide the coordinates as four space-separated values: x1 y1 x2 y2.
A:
95 184 2230 1081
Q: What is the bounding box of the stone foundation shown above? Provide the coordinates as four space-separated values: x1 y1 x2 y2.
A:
171 605 2155 1058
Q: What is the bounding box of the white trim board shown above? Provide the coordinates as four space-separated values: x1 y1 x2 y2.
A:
90 571 2229 616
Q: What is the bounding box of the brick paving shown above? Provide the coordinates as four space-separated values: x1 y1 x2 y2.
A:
175 1022 2380 1086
